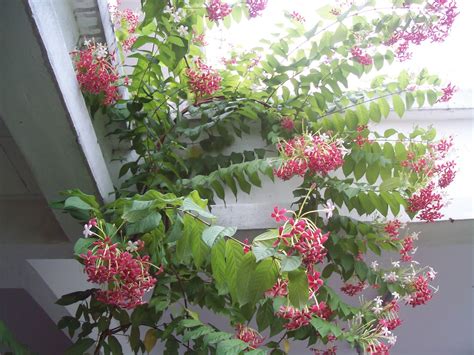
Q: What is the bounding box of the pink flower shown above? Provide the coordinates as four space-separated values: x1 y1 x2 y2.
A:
186 58 222 98
71 41 120 106
308 269 324 296
280 117 295 132
206 0 232 22
235 324 264 349
340 281 366 296
384 220 402 238
408 182 444 222
351 46 373 65
275 134 346 180
271 206 288 222
386 0 458 61
400 236 415 262
406 275 432 307
80 238 157 309
438 83 456 102
246 0 267 18
367 342 390 354
265 278 288 297
290 11 305 23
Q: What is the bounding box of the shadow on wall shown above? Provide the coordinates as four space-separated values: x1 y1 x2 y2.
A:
0 289 71 355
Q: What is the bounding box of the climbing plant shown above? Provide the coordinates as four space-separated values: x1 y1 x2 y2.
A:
57 0 458 354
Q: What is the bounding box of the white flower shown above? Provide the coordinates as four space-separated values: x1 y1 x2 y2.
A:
427 267 437 280
177 25 189 37
322 201 335 219
83 38 92 47
126 240 139 252
392 292 400 300
403 294 413 303
387 335 398 346
391 261 400 268
164 5 173 14
383 272 399 283
171 8 184 22
83 224 93 237
353 312 364 324
372 304 383 315
380 326 391 337
370 261 379 271
95 43 108 58
411 247 418 255
374 296 383 307
320 133 330 141
410 260 420 265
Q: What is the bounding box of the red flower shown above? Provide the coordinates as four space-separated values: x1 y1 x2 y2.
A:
408 182 444 222
290 11 305 23
271 206 288 222
280 117 295 132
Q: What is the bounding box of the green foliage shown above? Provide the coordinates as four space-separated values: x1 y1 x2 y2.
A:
58 0 455 353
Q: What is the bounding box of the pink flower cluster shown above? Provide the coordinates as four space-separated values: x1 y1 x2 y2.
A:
109 7 139 52
235 324 264 349
406 275 432 307
206 0 232 22
71 41 120 106
265 278 288 297
438 83 456 103
405 137 456 222
367 342 390 355
280 117 295 132
246 0 267 18
192 32 208 46
351 46 373 65
275 217 329 266
275 134 346 180
290 11 305 23
408 182 444 222
399 236 415 262
384 220 402 239
277 302 331 330
340 281 366 296
186 58 222 98
81 237 157 309
379 317 402 331
386 0 458 61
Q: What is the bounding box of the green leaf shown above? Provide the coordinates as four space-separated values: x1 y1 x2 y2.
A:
144 329 158 353
332 24 348 44
253 245 276 262
288 269 308 308
107 335 122 355
379 177 401 191
427 90 437 105
280 255 302 272
126 211 162 235
123 200 155 222
236 253 258 305
212 238 228 294
366 163 379 184
226 239 245 302
73 238 95 255
182 195 215 219
64 196 93 211
56 289 95 306
216 339 248 355
373 53 384 70
202 226 237 247
392 95 405 117
310 318 342 338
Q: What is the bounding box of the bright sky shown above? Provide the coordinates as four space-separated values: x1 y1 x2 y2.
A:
204 0 474 91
